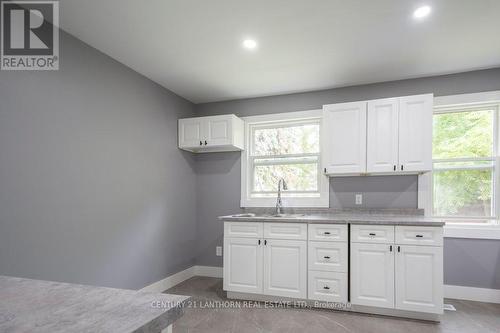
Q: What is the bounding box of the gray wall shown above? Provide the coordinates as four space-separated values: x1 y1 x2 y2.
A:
194 68 500 289
0 31 198 290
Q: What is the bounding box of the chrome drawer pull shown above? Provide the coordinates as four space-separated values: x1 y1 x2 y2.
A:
323 256 330 259
323 286 330 290
415 235 423 238
324 232 331 235
369 233 376 236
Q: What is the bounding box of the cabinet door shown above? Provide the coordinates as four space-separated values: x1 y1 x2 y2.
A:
223 237 263 294
395 245 443 314
323 102 367 174
367 98 399 173
398 94 433 172
178 118 204 148
263 239 307 298
205 116 232 146
351 243 394 309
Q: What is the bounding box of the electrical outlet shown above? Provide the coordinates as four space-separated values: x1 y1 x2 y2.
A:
216 246 222 257
355 193 363 205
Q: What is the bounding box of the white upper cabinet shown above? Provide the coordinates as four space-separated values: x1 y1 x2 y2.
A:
398 94 433 172
323 94 432 176
178 114 244 153
178 117 203 148
367 98 400 173
323 101 367 174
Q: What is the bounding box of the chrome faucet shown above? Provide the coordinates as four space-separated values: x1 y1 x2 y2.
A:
276 178 288 215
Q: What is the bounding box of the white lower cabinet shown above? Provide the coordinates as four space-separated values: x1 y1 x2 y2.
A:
395 245 443 313
350 242 395 309
223 237 263 294
263 239 307 299
350 225 444 315
223 223 307 299
308 271 347 303
223 222 443 318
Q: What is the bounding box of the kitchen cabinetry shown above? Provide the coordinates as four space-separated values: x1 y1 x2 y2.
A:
307 224 348 303
263 239 307 298
223 237 263 294
323 94 433 175
322 102 367 174
223 222 307 299
350 225 443 314
350 242 395 308
178 114 244 152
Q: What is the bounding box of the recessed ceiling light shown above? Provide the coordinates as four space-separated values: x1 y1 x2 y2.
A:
242 39 257 50
413 5 431 19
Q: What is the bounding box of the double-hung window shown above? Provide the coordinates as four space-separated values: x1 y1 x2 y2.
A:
432 103 499 223
241 112 329 207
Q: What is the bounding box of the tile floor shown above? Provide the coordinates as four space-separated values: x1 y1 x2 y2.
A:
165 276 500 333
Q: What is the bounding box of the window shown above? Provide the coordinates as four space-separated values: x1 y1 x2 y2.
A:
241 111 329 207
432 104 498 222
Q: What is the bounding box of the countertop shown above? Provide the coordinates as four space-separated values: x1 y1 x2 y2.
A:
219 213 445 226
0 275 190 333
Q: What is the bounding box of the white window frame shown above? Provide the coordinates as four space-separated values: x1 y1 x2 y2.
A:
419 91 500 239
241 110 329 208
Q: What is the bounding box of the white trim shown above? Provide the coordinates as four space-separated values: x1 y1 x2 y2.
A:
444 224 500 240
419 92 500 237
241 109 329 208
140 266 196 293
140 265 223 293
434 91 500 106
241 109 323 122
194 265 223 278
444 284 500 304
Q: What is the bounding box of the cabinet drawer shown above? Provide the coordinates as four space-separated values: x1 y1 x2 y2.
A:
308 271 347 303
395 226 443 246
308 224 347 242
308 241 347 272
351 225 395 244
224 222 263 238
264 223 307 240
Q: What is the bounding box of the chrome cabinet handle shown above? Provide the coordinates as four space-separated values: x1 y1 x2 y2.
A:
369 233 376 236
199 141 203 145
324 232 331 235
323 286 330 290
324 256 330 259
204 140 208 145
416 235 423 238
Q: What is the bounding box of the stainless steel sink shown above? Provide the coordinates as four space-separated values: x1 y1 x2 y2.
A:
265 213 305 218
231 213 256 217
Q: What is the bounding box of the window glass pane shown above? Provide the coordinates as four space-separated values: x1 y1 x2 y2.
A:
433 169 493 217
253 123 319 156
433 110 493 159
253 163 318 192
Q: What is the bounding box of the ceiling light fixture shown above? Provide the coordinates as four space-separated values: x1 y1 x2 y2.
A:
413 5 431 19
242 39 257 50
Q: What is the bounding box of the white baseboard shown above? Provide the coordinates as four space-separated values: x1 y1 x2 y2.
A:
445 284 500 304
140 265 222 292
194 265 223 278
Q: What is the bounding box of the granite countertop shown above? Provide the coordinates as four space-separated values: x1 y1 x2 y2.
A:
0 275 189 333
219 212 445 226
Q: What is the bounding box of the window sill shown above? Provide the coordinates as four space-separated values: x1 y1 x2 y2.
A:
444 223 500 240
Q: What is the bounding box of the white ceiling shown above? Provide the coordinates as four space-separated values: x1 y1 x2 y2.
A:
59 0 500 103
